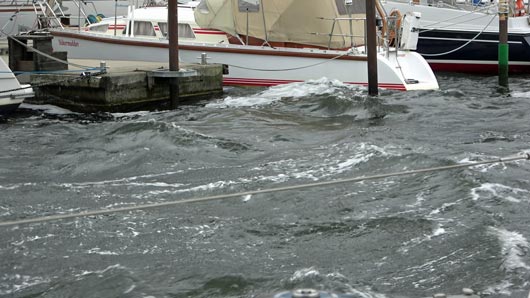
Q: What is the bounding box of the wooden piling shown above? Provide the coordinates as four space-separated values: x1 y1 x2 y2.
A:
498 0 509 87
168 0 179 109
365 0 378 96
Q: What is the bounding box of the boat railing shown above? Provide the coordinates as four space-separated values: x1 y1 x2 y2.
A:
426 0 500 13
0 0 35 6
32 0 65 29
376 0 401 57
311 16 366 50
31 0 124 31
318 12 398 54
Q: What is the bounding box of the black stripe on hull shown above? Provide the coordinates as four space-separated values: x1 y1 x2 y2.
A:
417 29 530 73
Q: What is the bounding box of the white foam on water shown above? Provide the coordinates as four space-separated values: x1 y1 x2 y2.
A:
179 223 223 242
148 180 237 196
111 110 152 118
470 183 529 202
406 249 465 273
510 90 530 98
123 284 136 294
58 171 184 189
323 143 400 177
459 151 530 173
483 280 514 296
206 95 279 108
336 154 371 171
0 182 37 190
86 247 120 255
141 142 402 200
289 267 321 283
129 228 140 237
77 264 128 277
206 78 362 108
0 205 12 217
399 222 449 253
0 274 50 295
428 200 462 216
19 103 77 115
287 268 386 298
488 227 530 272
26 234 56 242
432 226 446 237
458 156 507 173
407 191 426 208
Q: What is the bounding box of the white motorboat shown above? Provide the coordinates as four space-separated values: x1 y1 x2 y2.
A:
48 0 439 91
0 0 130 37
0 57 33 116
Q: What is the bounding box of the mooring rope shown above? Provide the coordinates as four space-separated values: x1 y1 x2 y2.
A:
417 9 495 33
417 14 496 57
0 153 528 227
7 34 95 70
0 69 106 95
418 15 495 57
224 48 357 72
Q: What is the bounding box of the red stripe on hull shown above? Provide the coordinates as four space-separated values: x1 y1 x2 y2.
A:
193 29 227 35
223 78 406 91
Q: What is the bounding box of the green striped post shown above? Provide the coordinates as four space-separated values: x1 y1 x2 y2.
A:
498 0 509 87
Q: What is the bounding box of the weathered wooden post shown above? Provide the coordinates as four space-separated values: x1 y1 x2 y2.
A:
114 0 118 36
364 0 378 95
168 0 180 108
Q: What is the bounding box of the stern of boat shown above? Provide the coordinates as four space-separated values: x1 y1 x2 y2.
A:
378 49 439 91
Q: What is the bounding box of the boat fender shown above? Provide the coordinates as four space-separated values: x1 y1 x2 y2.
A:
515 0 526 16
86 14 98 25
388 9 402 47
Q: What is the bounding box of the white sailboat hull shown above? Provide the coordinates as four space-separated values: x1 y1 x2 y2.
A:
50 30 439 91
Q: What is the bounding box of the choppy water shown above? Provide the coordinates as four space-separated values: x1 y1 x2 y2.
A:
1 74 530 298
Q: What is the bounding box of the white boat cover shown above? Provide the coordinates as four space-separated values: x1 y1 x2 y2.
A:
193 0 367 49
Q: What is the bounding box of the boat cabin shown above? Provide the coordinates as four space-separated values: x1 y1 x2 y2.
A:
85 4 229 43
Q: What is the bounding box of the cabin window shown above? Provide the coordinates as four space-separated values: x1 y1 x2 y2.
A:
238 0 259 12
157 22 195 38
88 24 109 32
178 23 195 38
133 21 156 36
158 22 168 37
335 0 365 14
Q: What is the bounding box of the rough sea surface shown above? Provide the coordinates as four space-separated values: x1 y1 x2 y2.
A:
1 74 530 298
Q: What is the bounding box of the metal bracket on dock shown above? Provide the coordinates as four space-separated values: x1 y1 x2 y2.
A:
147 69 198 89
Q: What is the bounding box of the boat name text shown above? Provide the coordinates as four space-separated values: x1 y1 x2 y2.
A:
58 39 79 47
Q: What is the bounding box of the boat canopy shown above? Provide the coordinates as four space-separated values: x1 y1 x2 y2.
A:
194 0 367 49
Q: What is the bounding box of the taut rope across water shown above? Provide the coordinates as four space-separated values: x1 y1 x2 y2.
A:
1 153 528 227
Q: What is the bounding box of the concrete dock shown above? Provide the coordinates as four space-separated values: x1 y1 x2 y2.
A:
26 58 224 112
3 33 224 113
